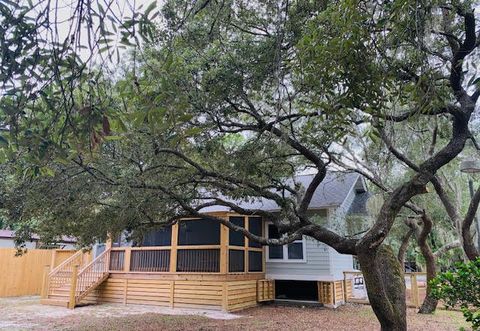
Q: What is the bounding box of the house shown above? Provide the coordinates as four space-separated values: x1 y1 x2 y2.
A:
0 229 76 249
40 172 368 311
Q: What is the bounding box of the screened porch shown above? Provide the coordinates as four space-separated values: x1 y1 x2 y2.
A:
107 214 265 275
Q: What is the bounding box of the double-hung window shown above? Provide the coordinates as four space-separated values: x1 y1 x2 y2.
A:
266 223 306 262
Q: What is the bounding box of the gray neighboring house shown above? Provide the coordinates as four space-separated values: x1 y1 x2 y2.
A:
0 230 76 249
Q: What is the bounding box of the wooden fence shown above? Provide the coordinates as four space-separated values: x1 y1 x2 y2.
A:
0 248 76 297
344 271 428 308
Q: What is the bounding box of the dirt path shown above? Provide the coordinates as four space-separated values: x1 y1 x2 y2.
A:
0 296 469 331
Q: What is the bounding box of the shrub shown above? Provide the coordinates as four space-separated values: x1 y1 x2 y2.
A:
430 258 480 330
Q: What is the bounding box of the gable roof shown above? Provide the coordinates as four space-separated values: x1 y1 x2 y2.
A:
199 171 365 213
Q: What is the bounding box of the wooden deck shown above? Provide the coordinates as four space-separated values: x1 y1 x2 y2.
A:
41 213 275 311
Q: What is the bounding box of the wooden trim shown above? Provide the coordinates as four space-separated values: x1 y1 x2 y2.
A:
244 216 249 273
176 245 221 250
228 245 246 250
109 272 265 281
112 246 171 251
170 223 178 273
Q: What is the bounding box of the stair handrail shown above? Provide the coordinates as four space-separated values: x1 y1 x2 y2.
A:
73 248 111 304
78 247 111 274
48 249 83 276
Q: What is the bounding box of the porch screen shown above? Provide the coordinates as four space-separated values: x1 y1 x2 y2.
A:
178 218 220 245
248 251 263 272
142 227 172 246
229 249 245 272
228 217 245 246
248 217 262 248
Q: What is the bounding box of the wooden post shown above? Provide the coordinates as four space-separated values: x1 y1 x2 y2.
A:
244 216 249 273
68 265 78 309
50 250 57 269
169 223 179 273
41 265 50 299
106 234 113 249
222 282 228 311
411 274 420 308
124 247 131 272
220 223 228 274
170 281 175 308
332 281 336 306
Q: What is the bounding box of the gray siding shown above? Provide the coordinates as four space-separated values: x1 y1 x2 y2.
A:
265 178 362 281
266 237 331 280
329 247 354 279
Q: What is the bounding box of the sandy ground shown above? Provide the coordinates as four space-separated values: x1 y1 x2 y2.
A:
0 296 238 330
0 296 469 331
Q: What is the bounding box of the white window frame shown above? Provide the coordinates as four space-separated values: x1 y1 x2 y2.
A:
265 222 307 263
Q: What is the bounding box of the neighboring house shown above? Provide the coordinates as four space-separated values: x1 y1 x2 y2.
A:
41 172 368 311
0 230 76 249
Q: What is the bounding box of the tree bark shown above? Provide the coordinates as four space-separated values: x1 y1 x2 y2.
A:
398 228 414 266
358 245 407 331
416 213 438 314
405 213 438 314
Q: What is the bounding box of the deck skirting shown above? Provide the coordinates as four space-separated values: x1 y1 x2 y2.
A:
89 273 268 312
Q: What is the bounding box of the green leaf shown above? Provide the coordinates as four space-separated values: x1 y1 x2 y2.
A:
103 135 123 141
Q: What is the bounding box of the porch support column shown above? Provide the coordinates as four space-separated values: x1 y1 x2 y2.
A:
220 220 228 274
170 223 178 272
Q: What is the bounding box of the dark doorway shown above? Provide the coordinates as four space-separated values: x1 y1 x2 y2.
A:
275 280 319 301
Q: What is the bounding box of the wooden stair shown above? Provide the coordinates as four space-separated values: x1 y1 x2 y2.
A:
41 249 112 309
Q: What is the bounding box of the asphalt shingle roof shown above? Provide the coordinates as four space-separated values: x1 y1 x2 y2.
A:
199 171 362 212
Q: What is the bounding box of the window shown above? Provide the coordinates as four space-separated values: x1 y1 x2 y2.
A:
248 217 262 248
178 218 220 246
266 223 306 262
228 217 245 246
142 227 172 246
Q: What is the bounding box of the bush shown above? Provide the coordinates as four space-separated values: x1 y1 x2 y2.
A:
430 258 480 330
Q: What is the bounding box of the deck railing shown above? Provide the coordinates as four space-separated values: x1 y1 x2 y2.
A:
110 246 225 273
130 249 170 272
177 249 220 272
71 248 111 307
47 250 85 294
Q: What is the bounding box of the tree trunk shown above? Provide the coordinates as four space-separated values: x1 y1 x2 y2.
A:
398 228 414 266
406 214 439 314
358 245 407 331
